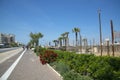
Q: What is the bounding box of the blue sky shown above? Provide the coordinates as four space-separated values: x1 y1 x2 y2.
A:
0 0 120 45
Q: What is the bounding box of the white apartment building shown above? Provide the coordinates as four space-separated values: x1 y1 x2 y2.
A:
0 33 15 45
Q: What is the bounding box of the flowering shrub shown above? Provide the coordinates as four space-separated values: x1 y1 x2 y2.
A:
39 50 58 65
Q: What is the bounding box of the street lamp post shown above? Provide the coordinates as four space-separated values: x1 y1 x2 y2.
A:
98 9 103 56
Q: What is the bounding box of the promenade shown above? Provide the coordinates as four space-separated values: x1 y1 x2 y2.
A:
0 49 62 80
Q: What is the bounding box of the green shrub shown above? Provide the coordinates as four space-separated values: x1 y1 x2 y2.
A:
107 57 120 80
53 60 70 75
88 58 113 80
53 50 120 80
107 57 120 71
10 42 18 47
34 46 46 56
63 70 93 80
74 54 95 74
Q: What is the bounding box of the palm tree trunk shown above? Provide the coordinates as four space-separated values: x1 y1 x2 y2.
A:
66 37 69 51
76 32 78 51
65 38 67 50
60 40 62 47
76 32 78 47
63 39 65 46
79 32 82 52
36 40 39 46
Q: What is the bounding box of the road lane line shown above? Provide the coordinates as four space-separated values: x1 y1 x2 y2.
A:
0 49 27 80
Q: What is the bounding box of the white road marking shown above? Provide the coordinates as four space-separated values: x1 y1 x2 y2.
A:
0 49 27 80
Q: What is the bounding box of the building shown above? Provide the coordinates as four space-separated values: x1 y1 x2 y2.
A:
0 33 15 46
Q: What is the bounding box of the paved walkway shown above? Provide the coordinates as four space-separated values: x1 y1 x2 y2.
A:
8 49 62 80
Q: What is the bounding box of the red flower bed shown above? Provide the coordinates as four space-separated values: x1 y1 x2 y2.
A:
39 50 58 65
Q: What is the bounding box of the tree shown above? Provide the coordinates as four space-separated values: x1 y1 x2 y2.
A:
64 32 69 46
61 33 66 46
79 31 82 52
10 42 18 47
72 27 80 50
83 38 88 52
28 40 34 47
64 32 69 50
58 37 63 47
61 32 69 47
29 32 43 47
53 40 58 47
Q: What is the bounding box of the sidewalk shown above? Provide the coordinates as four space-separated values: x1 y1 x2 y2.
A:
8 50 62 80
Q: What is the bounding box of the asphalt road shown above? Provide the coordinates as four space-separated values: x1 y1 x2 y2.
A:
0 50 22 77
0 47 21 53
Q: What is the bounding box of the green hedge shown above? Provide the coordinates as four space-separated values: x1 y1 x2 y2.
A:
34 47 120 80
54 50 120 80
34 46 46 56
63 70 93 80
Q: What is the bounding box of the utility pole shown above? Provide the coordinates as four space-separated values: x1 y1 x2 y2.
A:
110 20 115 56
98 9 103 56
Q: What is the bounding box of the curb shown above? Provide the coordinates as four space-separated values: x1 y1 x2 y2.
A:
46 64 63 80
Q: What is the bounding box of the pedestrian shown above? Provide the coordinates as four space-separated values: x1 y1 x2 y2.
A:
26 45 29 50
22 46 25 50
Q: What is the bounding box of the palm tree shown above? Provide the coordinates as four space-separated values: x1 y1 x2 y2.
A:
61 33 66 46
30 32 43 47
83 38 88 52
79 31 82 52
58 37 63 47
64 32 69 50
64 32 69 46
30 32 36 47
35 33 43 46
29 39 34 47
53 40 58 47
72 27 80 48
